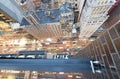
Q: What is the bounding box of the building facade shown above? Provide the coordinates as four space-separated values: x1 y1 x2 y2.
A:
74 1 120 79
79 0 115 38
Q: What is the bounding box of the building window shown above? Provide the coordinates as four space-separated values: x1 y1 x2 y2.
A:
109 28 118 39
89 0 92 3
100 36 105 44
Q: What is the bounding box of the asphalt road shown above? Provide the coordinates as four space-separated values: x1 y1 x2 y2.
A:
0 59 92 72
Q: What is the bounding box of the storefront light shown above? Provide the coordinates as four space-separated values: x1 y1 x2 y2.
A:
68 75 73 77
59 72 64 74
